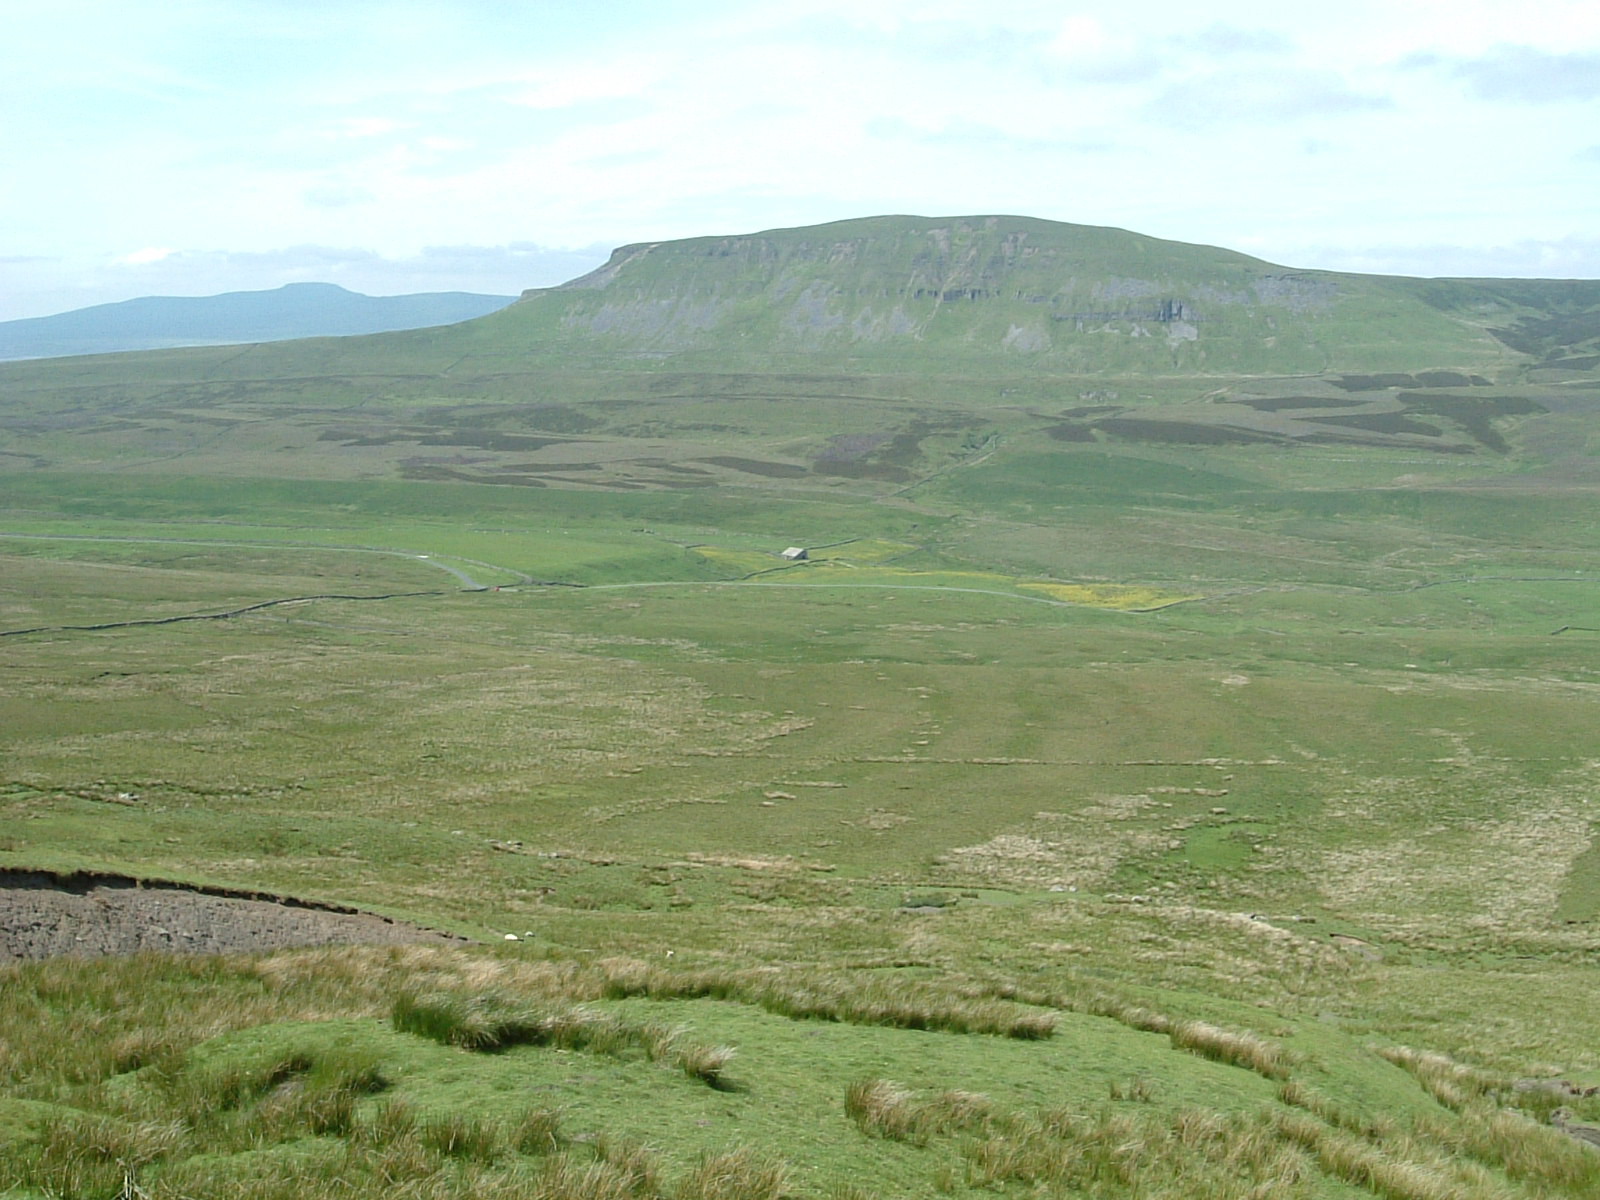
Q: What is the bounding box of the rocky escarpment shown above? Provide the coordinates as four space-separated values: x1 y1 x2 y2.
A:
488 214 1522 375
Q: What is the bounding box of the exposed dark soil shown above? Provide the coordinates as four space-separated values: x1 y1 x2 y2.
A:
1092 417 1288 446
1045 423 1098 442
1231 396 1360 411
1309 412 1444 437
696 456 810 478
1331 373 1431 391
318 428 570 451
0 869 466 960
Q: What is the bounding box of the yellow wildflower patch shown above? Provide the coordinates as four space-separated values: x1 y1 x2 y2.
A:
1019 582 1199 610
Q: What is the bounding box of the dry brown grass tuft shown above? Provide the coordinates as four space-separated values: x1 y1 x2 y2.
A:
589 956 1057 1039
845 1078 925 1143
1415 1104 1600 1194
845 1078 1003 1150
1272 1109 1504 1200
673 1042 738 1091
1377 1045 1497 1112
675 1145 788 1200
592 1133 663 1195
531 1152 654 1200
1170 1020 1294 1080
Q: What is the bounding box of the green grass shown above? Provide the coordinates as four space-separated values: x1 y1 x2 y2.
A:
2 250 1600 1194
16 947 1588 1199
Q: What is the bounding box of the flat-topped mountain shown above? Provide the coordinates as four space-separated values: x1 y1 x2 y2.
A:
0 282 515 362
455 214 1599 376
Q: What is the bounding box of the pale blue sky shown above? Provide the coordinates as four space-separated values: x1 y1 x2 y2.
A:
3 0 1598 319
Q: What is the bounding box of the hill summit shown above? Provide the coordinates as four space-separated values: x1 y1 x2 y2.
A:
0 282 515 362
461 213 1556 376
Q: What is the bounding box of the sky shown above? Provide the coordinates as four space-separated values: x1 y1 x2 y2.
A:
3 0 1599 321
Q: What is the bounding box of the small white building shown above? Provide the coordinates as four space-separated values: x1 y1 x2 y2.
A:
780 546 809 560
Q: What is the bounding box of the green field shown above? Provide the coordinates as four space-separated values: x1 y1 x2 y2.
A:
4 218 1600 1198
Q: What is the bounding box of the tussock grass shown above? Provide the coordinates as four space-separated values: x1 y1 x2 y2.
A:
40 1111 184 1168
394 990 633 1055
153 1043 388 1147
6 944 1599 1198
976 978 1175 1035
844 1078 922 1143
1271 1109 1503 1200
676 1145 788 1200
527 1154 645 1200
1378 1045 1497 1112
1416 1104 1600 1194
5 1151 124 1200
961 1105 1319 1198
1279 1078 1396 1139
105 1029 187 1077
1 1112 183 1200
927 1088 997 1131
391 989 551 1050
353 1096 418 1146
390 988 738 1091
1280 1073 1600 1198
593 1134 663 1195
844 1078 1001 1146
421 1111 503 1161
593 957 1057 1039
0 953 310 1094
1109 1071 1157 1102
672 1042 738 1091
1169 1020 1294 1080
13 945 1062 1063
511 1107 565 1156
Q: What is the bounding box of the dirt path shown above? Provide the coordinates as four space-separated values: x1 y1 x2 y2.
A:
0 869 465 960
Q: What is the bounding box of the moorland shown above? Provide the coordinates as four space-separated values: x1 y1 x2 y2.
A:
3 214 1600 1199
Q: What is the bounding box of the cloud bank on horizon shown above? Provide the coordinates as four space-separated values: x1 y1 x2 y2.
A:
2 0 1597 321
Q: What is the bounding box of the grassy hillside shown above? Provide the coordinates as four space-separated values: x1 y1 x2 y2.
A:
3 216 1600 1198
438 214 1526 376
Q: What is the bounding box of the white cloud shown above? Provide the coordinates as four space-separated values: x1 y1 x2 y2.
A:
303 184 376 209
329 116 408 139
1293 235 1600 279
1145 69 1392 129
1412 45 1600 103
1043 14 1115 58
1 0 1596 320
1168 23 1293 56
508 57 664 110
117 247 178 265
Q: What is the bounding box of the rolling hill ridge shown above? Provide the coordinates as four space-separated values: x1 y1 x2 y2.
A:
0 281 515 362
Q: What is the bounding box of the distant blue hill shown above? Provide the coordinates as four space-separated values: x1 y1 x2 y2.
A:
0 282 517 361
